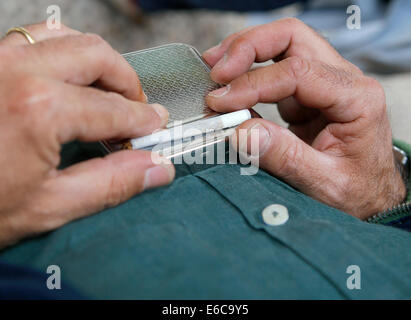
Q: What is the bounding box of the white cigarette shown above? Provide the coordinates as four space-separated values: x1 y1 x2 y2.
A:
130 109 251 150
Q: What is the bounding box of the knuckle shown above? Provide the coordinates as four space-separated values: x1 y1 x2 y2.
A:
244 71 259 92
104 92 131 125
104 169 130 208
8 76 56 139
84 33 118 68
364 76 386 100
363 76 387 115
11 76 54 113
275 130 302 177
283 56 311 80
230 35 254 56
281 17 306 30
84 32 107 46
221 32 239 47
233 71 260 106
346 61 364 75
100 91 139 135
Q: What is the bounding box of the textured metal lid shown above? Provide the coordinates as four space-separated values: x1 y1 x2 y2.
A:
123 43 220 127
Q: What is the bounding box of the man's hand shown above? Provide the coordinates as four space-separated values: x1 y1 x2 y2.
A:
203 18 406 219
0 22 175 248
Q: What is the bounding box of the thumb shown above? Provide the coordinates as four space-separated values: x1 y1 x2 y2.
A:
233 119 335 192
29 150 175 232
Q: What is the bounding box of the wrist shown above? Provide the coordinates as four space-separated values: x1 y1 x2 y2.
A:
367 142 411 225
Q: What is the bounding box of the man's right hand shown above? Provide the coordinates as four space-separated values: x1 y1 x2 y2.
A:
203 18 406 220
0 22 175 249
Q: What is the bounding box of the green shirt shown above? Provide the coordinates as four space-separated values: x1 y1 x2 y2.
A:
0 142 410 299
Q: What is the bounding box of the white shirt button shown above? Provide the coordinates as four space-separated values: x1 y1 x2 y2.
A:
262 204 289 226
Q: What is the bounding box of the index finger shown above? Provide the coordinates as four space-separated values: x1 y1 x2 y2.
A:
205 18 359 84
206 57 373 124
50 82 169 144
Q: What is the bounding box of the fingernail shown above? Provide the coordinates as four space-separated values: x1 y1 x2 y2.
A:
208 84 231 98
150 103 169 126
203 43 221 56
245 123 270 156
143 156 175 190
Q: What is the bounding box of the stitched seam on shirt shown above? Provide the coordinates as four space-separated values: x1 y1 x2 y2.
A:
194 174 350 299
195 165 411 297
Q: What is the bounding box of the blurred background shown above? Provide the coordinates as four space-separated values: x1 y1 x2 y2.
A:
1 0 410 142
